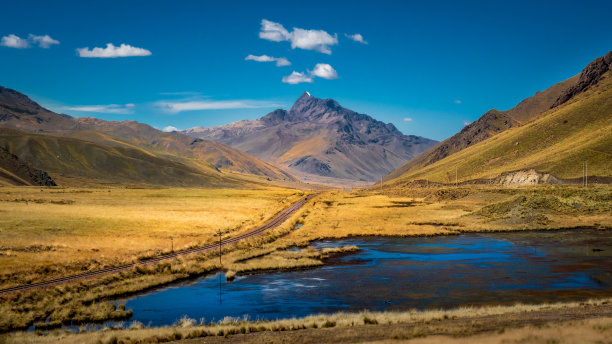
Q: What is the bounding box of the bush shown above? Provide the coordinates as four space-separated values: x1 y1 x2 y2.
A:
363 316 378 325
322 320 336 328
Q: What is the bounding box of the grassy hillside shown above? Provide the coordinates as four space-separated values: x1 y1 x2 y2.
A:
0 146 56 186
70 118 295 181
386 76 578 181
387 71 612 185
0 128 249 187
0 86 296 185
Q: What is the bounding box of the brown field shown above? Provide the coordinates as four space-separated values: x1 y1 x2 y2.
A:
0 187 304 289
0 183 610 337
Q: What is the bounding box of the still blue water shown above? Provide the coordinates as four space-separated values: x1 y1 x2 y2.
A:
118 229 612 326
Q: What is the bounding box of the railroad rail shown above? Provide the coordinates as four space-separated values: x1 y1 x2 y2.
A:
0 193 318 295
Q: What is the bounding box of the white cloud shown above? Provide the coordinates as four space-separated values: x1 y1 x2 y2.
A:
1 34 29 48
311 63 338 79
403 117 413 122
157 99 281 113
29 34 59 48
282 63 338 84
463 120 471 126
259 19 291 42
64 104 135 114
282 71 314 84
1 33 60 49
454 100 462 104
76 43 151 58
259 19 338 54
245 54 291 67
162 126 179 132
345 33 367 44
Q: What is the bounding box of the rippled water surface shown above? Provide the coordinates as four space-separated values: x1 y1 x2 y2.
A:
120 229 612 326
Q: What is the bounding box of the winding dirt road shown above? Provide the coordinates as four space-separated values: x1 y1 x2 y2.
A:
0 193 318 296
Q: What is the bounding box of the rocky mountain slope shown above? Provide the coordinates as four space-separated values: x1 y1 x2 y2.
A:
184 92 437 184
387 51 611 181
0 145 56 186
0 86 295 186
386 51 612 186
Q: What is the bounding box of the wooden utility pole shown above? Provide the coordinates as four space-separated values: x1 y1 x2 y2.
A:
170 236 173 252
218 229 222 265
585 160 588 187
455 166 458 186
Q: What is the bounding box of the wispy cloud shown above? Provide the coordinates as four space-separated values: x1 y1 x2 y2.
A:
462 120 471 126
156 99 281 113
76 43 151 58
162 126 179 132
345 33 367 44
403 117 413 122
1 33 60 49
454 99 462 104
29 34 59 48
245 54 291 66
159 91 203 96
259 19 338 54
282 71 313 84
282 63 338 84
64 104 135 114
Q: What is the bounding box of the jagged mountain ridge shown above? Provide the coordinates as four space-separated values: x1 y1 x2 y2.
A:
184 92 437 183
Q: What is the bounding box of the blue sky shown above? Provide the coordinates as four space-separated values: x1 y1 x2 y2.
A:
1 0 611 141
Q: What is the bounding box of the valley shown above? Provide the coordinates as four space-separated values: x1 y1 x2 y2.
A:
0 3 610 342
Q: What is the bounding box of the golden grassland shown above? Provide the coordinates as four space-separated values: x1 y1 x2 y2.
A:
0 183 610 335
0 192 356 332
2 298 611 344
284 184 611 244
0 186 304 288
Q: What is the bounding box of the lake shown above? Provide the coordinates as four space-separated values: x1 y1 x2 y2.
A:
119 229 612 326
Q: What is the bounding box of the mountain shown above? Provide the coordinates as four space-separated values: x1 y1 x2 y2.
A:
0 86 295 187
184 92 437 185
0 127 236 187
386 50 612 185
387 51 612 181
0 86 75 132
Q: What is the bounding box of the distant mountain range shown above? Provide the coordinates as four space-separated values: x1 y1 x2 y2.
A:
0 86 295 187
2 50 609 188
184 92 437 185
386 50 612 185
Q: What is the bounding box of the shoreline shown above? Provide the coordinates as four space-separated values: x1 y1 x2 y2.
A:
4 298 612 343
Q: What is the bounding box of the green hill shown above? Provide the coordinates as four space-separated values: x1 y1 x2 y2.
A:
387 69 612 186
386 51 612 182
0 127 246 187
0 86 296 187
386 50 612 186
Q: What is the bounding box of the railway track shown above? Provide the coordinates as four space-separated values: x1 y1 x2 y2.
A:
0 193 318 296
